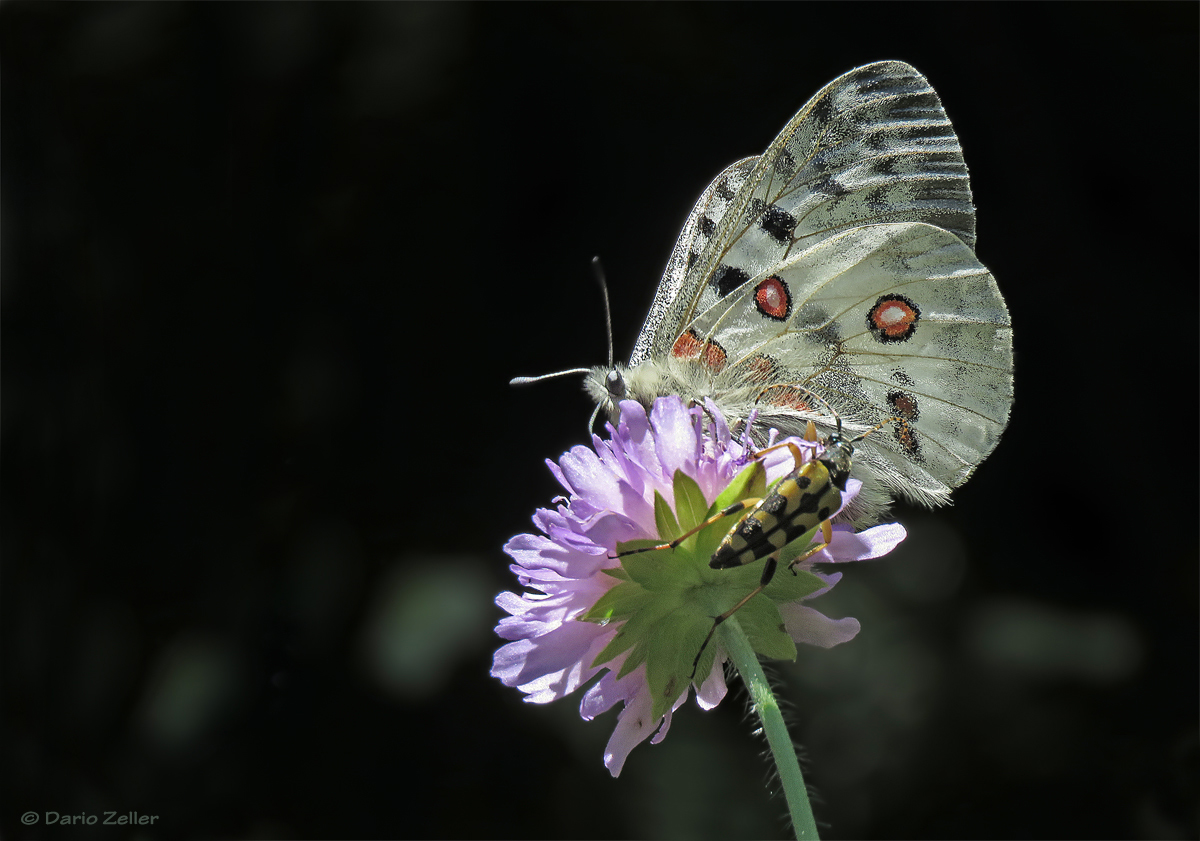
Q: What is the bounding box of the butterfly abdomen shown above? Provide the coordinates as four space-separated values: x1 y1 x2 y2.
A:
709 458 843 570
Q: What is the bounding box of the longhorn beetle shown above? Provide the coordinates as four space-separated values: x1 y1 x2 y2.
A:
618 397 907 677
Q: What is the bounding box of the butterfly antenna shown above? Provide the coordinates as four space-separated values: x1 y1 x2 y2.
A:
592 256 615 368
509 368 591 386
509 257 617 387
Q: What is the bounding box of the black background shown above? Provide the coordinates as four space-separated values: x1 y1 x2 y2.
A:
3 3 1197 839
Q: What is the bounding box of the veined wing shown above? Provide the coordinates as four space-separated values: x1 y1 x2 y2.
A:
639 60 977 361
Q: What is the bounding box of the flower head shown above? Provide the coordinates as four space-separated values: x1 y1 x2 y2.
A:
492 396 905 776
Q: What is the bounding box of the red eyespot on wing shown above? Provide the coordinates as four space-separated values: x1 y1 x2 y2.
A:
867 294 920 343
672 329 727 373
765 386 811 412
744 354 778 384
887 390 920 421
754 276 791 321
672 330 703 360
700 339 727 372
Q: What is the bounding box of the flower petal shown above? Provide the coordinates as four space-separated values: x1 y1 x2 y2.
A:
779 602 862 648
491 620 613 702
693 661 729 710
648 396 701 478
600 670 661 777
823 522 908 562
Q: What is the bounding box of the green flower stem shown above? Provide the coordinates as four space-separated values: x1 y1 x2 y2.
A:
718 616 819 841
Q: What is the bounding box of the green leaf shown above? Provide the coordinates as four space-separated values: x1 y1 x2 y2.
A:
621 547 705 591
767 563 826 603
581 579 646 624
653 491 680 541
644 610 712 719
714 460 767 511
588 584 673 671
607 593 683 678
672 469 709 533
738 595 797 662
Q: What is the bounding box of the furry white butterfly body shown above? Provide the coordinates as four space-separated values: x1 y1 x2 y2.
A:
582 61 1014 527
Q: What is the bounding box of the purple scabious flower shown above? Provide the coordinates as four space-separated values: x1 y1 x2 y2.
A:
492 395 905 776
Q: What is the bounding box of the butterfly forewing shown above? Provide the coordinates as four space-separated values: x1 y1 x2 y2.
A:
648 61 978 362
630 158 757 367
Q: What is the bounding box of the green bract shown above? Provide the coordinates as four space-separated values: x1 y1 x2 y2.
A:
580 460 827 720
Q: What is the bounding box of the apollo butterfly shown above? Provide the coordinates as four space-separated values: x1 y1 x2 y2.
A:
522 60 1013 527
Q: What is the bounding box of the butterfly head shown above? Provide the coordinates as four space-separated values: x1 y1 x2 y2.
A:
603 367 627 401
584 357 690 427
584 364 630 422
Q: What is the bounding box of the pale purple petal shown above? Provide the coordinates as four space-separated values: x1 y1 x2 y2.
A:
779 602 862 648
800 569 842 601
557 445 625 511
648 396 701 478
544 457 572 495
502 533 581 577
572 510 645 549
823 522 908 561
615 401 664 482
704 397 731 448
649 692 688 745
492 620 614 702
601 670 661 777
692 660 730 710
579 668 628 719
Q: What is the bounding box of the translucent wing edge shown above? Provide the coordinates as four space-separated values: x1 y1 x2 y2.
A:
630 157 758 366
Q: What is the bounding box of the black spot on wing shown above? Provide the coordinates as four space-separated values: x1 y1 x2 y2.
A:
699 215 716 237
793 302 841 346
759 205 796 245
774 149 797 180
810 93 834 124
812 173 849 197
711 264 749 298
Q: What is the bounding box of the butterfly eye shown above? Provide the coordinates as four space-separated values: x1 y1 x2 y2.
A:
605 369 627 400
